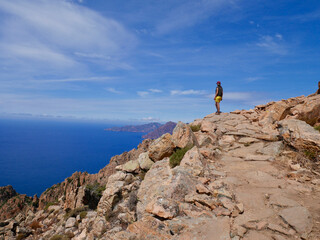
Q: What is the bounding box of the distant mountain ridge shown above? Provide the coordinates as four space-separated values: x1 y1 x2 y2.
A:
105 122 177 139
142 121 177 139
105 122 162 133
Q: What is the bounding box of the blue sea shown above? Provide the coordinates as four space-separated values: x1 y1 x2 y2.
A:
0 118 144 196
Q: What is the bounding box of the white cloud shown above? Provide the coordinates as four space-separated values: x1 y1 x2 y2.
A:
137 89 163 97
171 89 207 96
0 0 136 73
256 35 287 55
141 117 160 122
137 91 150 97
149 89 163 93
41 76 114 83
275 33 283 40
106 88 122 94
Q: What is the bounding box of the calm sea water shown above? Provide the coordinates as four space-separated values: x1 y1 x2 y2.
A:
0 118 144 196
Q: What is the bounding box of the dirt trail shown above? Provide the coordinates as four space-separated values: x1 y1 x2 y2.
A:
200 112 320 240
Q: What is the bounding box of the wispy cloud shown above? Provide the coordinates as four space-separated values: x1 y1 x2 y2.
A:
137 91 150 97
137 89 163 97
149 89 163 93
0 0 135 75
156 0 238 34
171 89 207 96
141 116 160 122
256 35 287 55
106 88 122 94
40 76 115 83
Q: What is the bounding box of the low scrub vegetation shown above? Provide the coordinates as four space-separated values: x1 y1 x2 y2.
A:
50 235 70 240
86 182 106 198
314 125 320 132
169 146 193 168
44 201 59 211
29 220 41 230
190 124 201 132
64 206 88 220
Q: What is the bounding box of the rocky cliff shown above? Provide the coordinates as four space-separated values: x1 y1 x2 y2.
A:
0 94 319 240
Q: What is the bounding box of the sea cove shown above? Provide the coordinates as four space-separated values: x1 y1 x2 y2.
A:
0 118 144 196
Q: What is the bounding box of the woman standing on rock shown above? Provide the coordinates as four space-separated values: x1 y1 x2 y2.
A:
214 81 223 115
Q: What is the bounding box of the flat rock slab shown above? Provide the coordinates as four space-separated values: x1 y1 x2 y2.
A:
269 194 300 207
279 206 313 234
244 154 274 161
244 230 272 240
238 137 260 144
228 142 265 158
244 171 284 188
177 216 230 240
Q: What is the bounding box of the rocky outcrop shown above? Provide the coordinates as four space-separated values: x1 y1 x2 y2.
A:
1 94 320 240
278 119 320 152
172 121 199 148
148 133 175 161
0 186 17 206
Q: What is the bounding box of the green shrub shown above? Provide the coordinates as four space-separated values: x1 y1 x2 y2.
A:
50 235 70 240
64 206 88 220
169 146 193 168
44 201 59 211
79 211 87 220
190 124 201 132
16 233 28 240
304 150 317 160
314 125 320 132
86 182 106 198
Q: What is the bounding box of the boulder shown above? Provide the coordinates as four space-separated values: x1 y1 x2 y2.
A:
146 197 179 219
200 120 217 133
172 121 199 148
137 152 154 171
278 119 320 152
180 146 205 176
137 159 197 219
148 133 175 161
218 135 235 147
122 160 140 173
65 217 76 228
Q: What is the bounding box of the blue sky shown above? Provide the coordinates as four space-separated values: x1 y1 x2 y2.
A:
0 0 319 123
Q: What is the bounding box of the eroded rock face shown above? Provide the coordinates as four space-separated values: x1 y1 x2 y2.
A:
148 133 175 161
290 95 320 126
137 159 198 220
258 97 304 124
278 119 320 152
172 121 199 148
